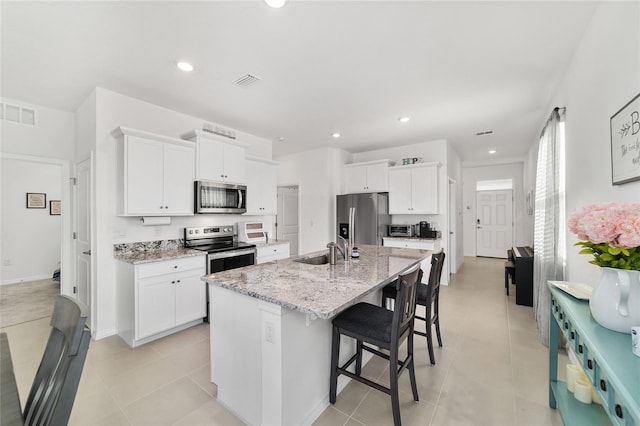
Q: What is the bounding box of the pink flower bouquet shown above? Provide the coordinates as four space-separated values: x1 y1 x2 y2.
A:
568 202 640 270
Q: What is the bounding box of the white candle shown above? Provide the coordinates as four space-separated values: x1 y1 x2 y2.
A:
566 364 582 393
574 378 592 404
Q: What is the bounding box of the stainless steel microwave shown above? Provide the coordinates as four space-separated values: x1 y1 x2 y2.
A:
195 181 246 214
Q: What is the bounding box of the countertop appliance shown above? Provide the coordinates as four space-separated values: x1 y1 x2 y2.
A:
195 180 246 214
184 225 256 321
416 221 441 238
337 193 390 246
388 224 415 237
237 221 267 244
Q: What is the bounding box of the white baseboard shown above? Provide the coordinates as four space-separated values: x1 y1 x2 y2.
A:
93 327 117 340
0 274 52 285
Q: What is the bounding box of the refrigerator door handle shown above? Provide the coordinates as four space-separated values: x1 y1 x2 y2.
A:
349 207 355 248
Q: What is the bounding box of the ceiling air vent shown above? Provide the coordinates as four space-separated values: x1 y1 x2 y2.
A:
234 74 261 88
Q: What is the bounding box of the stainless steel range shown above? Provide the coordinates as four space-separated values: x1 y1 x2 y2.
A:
184 226 256 322
184 226 256 274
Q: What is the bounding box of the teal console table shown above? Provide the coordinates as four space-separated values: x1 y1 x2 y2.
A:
548 284 640 426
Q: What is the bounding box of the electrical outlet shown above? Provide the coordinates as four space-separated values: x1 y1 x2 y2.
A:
265 321 275 343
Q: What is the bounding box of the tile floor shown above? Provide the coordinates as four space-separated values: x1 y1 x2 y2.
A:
1 256 567 425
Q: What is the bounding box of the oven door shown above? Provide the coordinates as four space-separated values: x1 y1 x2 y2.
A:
207 248 256 274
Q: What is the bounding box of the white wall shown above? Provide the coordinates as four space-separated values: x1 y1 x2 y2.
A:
81 87 275 338
462 162 527 256
276 147 350 255
1 97 75 160
1 158 62 284
525 2 640 285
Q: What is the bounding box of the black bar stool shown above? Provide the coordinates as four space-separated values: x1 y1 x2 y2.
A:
382 251 446 365
329 264 422 426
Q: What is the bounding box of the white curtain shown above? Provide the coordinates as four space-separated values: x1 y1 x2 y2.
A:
533 108 566 347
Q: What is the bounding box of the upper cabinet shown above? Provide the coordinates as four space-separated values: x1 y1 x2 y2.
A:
115 127 195 216
344 160 390 193
388 162 440 214
182 130 248 184
245 156 278 215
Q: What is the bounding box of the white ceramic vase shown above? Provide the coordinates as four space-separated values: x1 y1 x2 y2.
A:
589 267 640 334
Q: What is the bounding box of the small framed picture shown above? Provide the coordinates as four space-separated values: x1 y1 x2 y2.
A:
610 92 640 185
26 192 46 209
50 200 61 215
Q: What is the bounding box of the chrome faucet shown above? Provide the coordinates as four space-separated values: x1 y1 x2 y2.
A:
326 242 342 265
337 235 350 259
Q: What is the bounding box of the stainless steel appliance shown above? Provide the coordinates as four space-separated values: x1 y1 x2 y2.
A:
194 181 247 214
388 224 415 237
184 225 256 321
337 193 390 246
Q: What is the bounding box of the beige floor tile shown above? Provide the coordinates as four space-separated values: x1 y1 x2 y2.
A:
109 357 188 406
164 339 211 376
514 395 564 426
173 398 244 426
148 324 209 357
332 379 371 417
432 381 515 426
351 383 431 426
92 344 164 387
312 405 350 426
123 377 212 425
69 388 126 426
188 364 218 397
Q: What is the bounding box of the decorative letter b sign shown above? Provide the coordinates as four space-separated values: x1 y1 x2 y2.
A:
611 93 640 185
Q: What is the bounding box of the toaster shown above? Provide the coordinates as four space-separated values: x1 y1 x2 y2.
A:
388 224 415 237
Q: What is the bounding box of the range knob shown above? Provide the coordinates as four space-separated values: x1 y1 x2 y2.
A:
224 227 231 232
195 229 200 234
188 230 193 234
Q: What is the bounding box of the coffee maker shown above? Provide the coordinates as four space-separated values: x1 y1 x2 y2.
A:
416 221 441 238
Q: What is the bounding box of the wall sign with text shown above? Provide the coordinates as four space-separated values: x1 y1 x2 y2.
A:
610 93 640 185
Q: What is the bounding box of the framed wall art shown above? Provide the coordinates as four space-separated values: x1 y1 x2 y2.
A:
26 192 46 208
50 200 61 215
610 93 640 185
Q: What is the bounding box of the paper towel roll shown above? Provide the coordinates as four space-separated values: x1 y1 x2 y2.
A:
141 216 171 226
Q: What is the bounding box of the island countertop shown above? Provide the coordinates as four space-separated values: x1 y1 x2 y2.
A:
201 244 430 319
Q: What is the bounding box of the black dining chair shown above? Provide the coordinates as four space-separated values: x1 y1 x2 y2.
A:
329 264 422 426
20 295 90 426
382 251 446 365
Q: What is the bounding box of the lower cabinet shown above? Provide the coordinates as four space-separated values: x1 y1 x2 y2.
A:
116 255 206 347
256 242 290 264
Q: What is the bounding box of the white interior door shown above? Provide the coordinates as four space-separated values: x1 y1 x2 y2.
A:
74 157 92 325
476 189 513 258
276 186 299 256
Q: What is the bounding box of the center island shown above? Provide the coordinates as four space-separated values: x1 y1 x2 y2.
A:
202 244 431 426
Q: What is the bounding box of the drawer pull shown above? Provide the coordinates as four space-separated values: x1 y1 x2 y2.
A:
564 322 569 330
615 404 623 419
578 345 583 354
552 299 555 306
570 331 575 339
174 265 178 269
559 313 563 320
171 280 176 284
587 359 593 370
555 305 559 312
600 380 607 391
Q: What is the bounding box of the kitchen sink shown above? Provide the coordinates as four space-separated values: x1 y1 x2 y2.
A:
294 254 330 265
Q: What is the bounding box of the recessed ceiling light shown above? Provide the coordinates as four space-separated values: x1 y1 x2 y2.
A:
176 61 194 72
488 150 497 154
265 0 287 8
398 117 410 123
332 132 341 139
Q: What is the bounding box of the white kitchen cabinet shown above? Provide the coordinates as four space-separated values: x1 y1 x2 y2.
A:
383 237 441 279
388 163 439 214
115 127 195 216
344 160 390 193
116 255 206 347
256 242 290 264
182 130 248 184
245 156 278 215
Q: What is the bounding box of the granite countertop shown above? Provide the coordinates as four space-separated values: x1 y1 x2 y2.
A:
114 247 205 265
202 244 430 319
255 239 289 248
383 236 441 242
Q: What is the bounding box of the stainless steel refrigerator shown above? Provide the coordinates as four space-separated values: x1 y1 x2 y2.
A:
336 193 390 246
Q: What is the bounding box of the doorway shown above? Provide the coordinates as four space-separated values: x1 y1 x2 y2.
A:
276 186 299 256
476 189 513 258
448 178 457 274
73 156 93 327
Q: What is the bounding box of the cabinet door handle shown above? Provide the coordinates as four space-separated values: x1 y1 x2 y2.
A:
570 331 575 340
171 280 176 284
174 265 178 269
176 280 181 283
